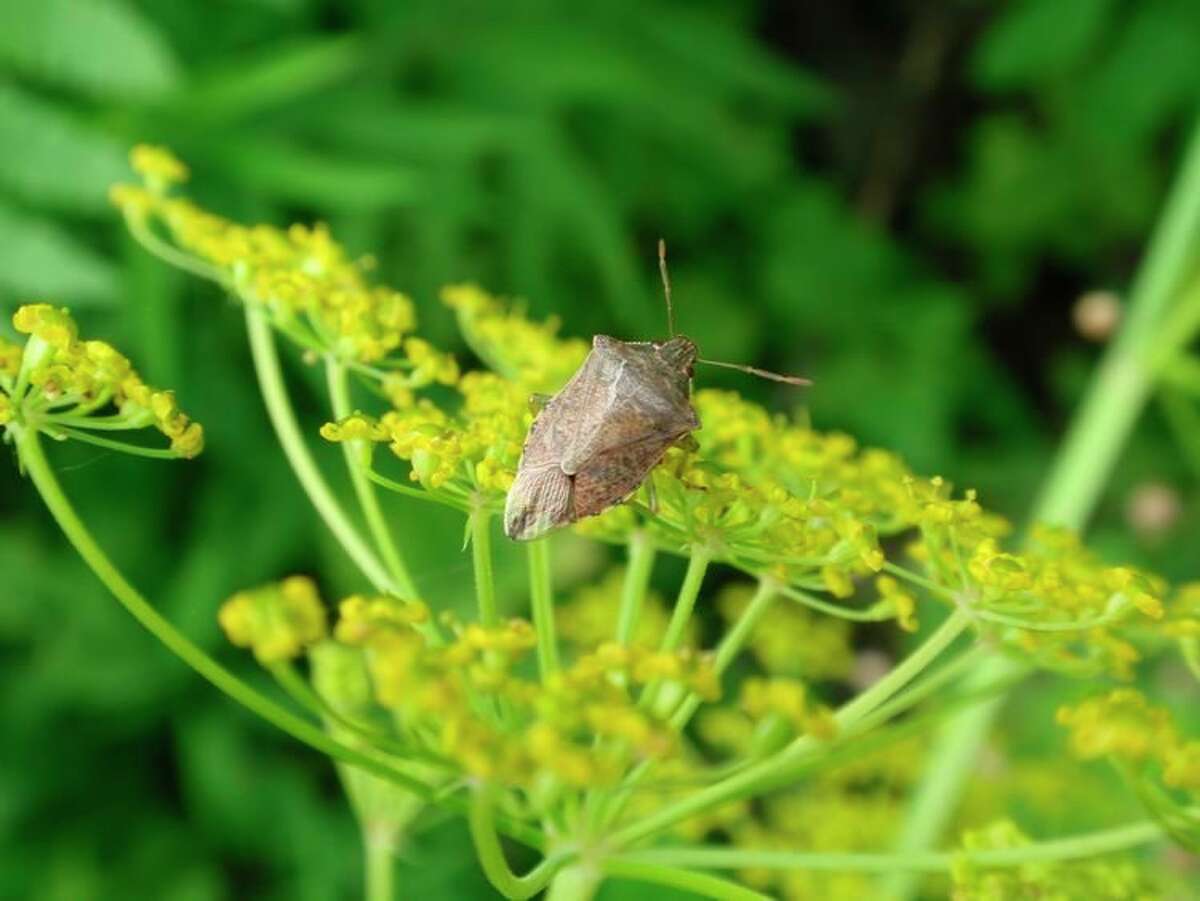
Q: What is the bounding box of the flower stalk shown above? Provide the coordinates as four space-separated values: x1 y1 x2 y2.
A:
883 115 1200 899
526 538 560 680
326 357 418 599
13 424 434 799
245 306 397 595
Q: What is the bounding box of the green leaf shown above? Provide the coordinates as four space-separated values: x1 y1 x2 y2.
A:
0 82 128 213
171 35 366 125
973 0 1119 90
0 0 180 101
202 137 421 212
0 201 116 303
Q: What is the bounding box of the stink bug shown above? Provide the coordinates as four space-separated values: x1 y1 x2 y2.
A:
503 242 809 541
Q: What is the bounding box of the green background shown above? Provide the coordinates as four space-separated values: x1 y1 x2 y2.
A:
1 1 1199 897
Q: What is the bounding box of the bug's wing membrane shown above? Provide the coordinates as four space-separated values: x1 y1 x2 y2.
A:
504 464 574 541
522 349 615 471
572 430 681 519
561 363 696 475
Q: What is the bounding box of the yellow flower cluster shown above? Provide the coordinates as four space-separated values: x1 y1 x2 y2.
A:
1057 689 1200 796
218 576 328 664
575 394 897 592
951 819 1158 900
323 371 531 503
442 283 589 393
112 146 438 366
330 290 1179 662
330 596 718 791
1 304 204 457
968 528 1165 679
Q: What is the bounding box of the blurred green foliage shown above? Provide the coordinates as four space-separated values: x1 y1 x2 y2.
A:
1 1 1199 898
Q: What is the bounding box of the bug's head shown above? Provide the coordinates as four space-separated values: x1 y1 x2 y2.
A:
654 335 697 375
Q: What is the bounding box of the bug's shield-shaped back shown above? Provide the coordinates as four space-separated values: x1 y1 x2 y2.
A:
505 335 699 541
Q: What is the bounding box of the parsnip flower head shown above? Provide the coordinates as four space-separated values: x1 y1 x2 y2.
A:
322 372 532 509
324 290 1177 655
0 304 204 459
329 597 718 792
442 283 589 393
112 145 437 368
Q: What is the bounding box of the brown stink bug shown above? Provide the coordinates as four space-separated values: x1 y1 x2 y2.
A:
503 241 809 541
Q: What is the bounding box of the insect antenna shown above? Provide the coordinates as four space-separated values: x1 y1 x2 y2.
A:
658 238 676 337
658 238 809 386
697 357 813 386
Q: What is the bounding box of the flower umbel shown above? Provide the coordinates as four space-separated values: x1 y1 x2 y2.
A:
0 303 204 458
90 146 1200 900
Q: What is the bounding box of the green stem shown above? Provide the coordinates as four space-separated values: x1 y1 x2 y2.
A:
125 212 231 286
326 359 419 599
616 530 656 644
15 425 433 800
365 468 470 512
668 578 778 730
712 579 777 675
612 817 1166 872
364 833 395 901
1037 118 1200 526
468 786 564 899
848 644 995 737
659 548 710 651
544 865 602 901
883 115 1200 900
601 860 770 901
471 508 499 627
635 548 711 716
609 608 972 849
777 583 894 622
47 427 181 460
270 661 450 766
599 578 781 830
526 539 559 681
245 307 394 594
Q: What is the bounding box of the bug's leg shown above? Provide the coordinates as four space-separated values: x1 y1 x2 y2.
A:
528 393 552 414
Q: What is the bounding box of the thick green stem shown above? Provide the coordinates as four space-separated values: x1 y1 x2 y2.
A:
615 530 656 644
364 831 396 901
526 539 559 681
245 307 395 594
609 608 972 849
15 425 433 799
544 864 602 901
326 359 419 599
471 508 499 627
883 117 1200 900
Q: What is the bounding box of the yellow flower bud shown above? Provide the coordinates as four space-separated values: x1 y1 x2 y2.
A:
218 576 327 664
